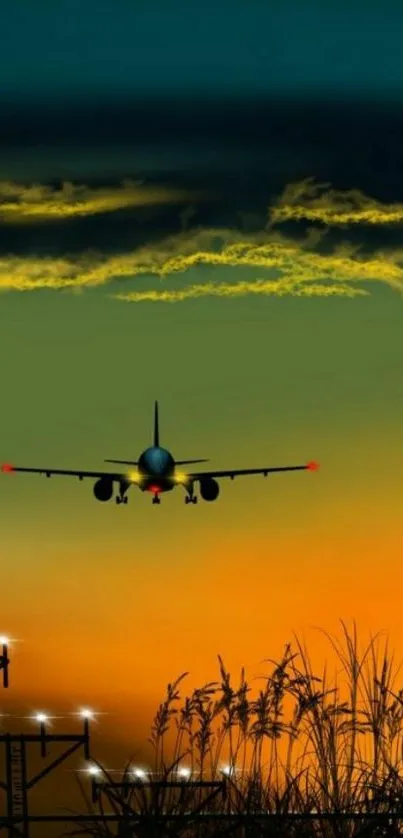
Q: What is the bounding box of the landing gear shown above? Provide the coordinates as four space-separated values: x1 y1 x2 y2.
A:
116 479 130 505
184 481 197 504
152 495 161 505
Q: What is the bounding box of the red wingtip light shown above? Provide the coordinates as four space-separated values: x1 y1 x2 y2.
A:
1 463 14 473
306 461 320 471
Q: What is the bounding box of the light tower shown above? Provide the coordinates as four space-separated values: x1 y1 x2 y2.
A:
0 637 10 688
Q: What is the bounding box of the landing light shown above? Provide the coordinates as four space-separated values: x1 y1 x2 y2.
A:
174 472 188 484
128 471 140 483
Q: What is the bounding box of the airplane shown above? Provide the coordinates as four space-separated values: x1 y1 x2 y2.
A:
1 401 319 506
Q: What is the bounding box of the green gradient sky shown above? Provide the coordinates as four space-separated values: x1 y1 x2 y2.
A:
1 280 402 544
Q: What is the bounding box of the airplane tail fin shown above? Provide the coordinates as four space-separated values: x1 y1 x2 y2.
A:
154 400 159 447
104 402 209 466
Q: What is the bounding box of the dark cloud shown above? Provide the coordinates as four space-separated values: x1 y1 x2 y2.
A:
1 93 403 179
1 95 403 301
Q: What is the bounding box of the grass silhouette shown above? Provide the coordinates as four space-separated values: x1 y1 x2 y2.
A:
64 620 403 837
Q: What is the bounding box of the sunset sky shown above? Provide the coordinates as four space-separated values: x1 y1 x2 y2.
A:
1 0 403 790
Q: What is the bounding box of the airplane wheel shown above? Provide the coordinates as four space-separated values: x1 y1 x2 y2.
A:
152 497 161 505
116 497 121 505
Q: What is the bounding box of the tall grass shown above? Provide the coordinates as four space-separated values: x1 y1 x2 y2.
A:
66 620 403 837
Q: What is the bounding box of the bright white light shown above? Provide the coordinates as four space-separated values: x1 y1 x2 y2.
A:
0 636 9 646
87 766 101 776
80 708 94 719
35 713 48 724
178 767 191 778
221 764 235 776
132 768 146 779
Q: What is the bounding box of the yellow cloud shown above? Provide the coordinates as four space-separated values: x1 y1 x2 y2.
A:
1 227 403 299
115 280 368 302
269 178 403 227
2 177 403 301
0 180 201 223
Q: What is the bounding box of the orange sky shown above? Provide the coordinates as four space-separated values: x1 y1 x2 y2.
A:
3 519 403 764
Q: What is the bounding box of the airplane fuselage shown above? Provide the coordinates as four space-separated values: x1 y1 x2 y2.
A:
136 445 178 493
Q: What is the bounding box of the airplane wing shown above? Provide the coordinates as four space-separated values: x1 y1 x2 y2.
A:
1 463 125 481
189 461 320 481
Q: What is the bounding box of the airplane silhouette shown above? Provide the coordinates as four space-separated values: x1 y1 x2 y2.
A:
1 401 319 505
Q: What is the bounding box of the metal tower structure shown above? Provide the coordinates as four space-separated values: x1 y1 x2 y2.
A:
0 714 91 838
91 774 227 837
0 639 10 689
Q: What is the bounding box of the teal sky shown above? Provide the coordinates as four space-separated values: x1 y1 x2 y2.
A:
2 0 403 98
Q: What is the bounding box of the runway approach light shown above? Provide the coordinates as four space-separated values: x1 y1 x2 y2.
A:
177 767 191 778
80 708 94 719
87 765 101 776
221 764 235 776
35 713 48 724
132 768 146 779
0 637 9 646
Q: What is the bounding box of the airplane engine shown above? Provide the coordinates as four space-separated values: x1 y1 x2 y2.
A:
93 477 113 502
199 477 220 501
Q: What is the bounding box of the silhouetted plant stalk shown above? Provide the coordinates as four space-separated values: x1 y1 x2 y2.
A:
66 620 403 837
